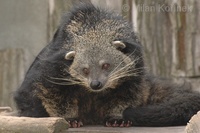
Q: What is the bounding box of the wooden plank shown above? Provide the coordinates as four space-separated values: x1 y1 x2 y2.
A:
0 49 26 109
134 0 200 77
0 107 12 113
66 126 185 133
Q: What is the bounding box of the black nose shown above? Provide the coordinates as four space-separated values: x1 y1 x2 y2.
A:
90 80 102 90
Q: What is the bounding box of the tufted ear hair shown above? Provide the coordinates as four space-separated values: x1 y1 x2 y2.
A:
65 51 76 60
112 41 126 49
112 41 126 50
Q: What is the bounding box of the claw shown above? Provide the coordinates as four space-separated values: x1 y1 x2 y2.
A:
125 121 129 127
119 121 125 127
78 121 83 127
67 119 83 128
106 121 111 127
105 118 133 128
112 120 119 127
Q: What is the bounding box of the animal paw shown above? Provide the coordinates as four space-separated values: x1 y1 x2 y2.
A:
67 119 83 128
104 117 133 127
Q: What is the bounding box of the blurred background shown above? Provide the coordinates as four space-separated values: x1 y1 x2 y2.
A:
0 0 200 109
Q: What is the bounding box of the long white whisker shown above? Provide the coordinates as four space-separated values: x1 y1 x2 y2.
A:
109 61 134 78
63 64 86 80
108 64 145 82
109 49 137 76
109 69 136 79
45 78 84 86
48 77 80 82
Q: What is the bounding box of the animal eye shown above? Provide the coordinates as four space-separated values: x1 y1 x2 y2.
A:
83 68 89 75
102 63 110 70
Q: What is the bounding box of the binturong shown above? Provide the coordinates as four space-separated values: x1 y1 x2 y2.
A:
14 3 200 128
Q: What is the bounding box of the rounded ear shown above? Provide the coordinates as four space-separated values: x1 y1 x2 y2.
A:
65 51 76 60
112 41 126 50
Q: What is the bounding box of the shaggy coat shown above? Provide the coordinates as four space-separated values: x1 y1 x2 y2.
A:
14 3 200 127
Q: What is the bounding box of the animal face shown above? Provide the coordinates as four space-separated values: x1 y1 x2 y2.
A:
61 12 144 93
65 40 139 93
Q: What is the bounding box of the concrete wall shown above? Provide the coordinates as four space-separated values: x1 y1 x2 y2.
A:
0 0 49 65
0 0 49 108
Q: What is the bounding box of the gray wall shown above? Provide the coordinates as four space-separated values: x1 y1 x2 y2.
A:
0 0 49 64
0 0 49 108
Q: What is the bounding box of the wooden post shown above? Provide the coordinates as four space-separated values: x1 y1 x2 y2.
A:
0 49 26 109
134 0 200 78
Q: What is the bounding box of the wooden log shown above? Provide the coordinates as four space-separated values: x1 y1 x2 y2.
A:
0 107 18 116
185 111 200 133
0 107 12 113
0 116 68 133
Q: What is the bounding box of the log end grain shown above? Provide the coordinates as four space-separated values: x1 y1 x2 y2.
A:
185 111 200 133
